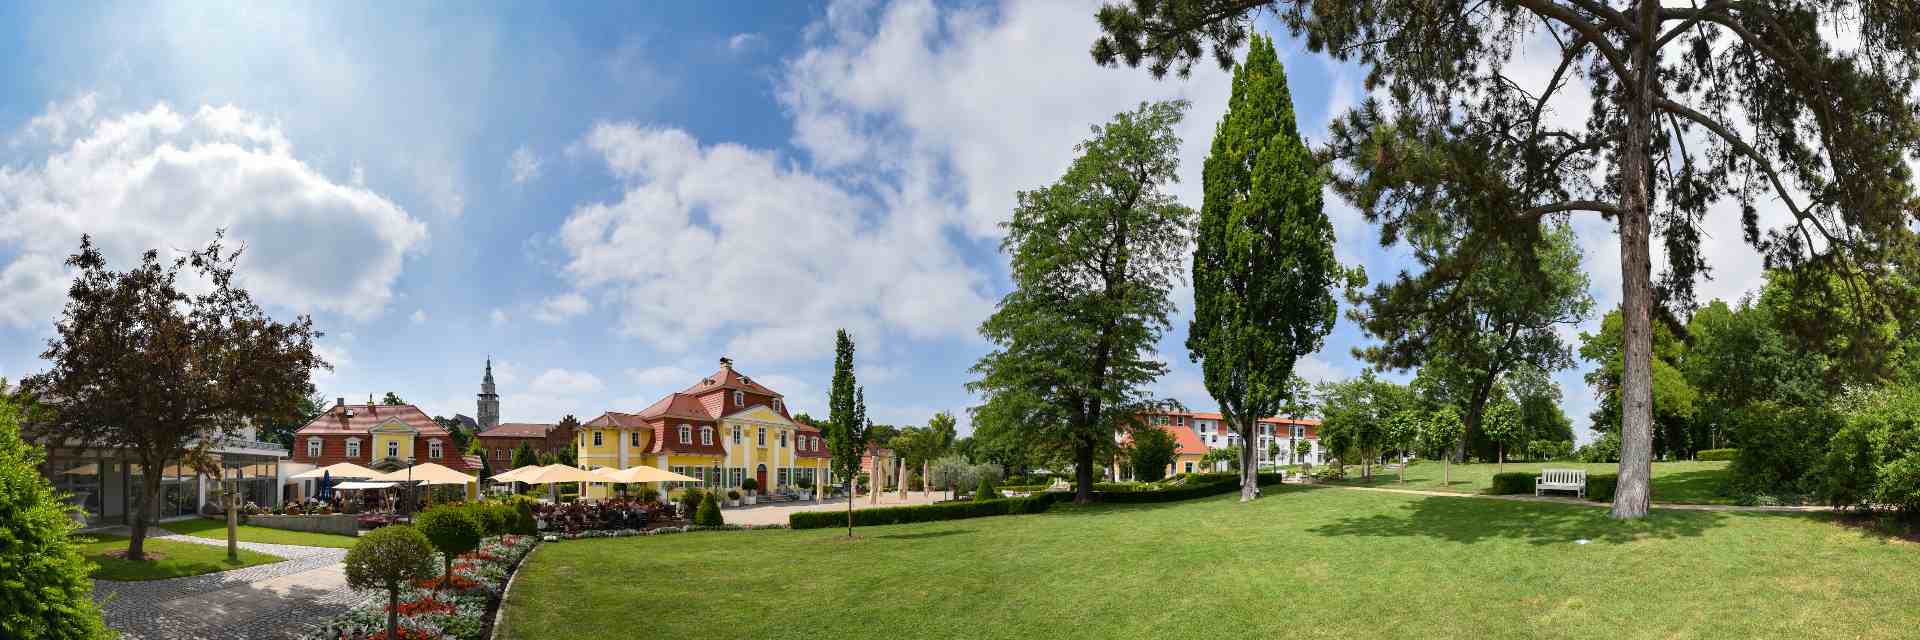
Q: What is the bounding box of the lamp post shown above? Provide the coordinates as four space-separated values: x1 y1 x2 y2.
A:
224 464 240 562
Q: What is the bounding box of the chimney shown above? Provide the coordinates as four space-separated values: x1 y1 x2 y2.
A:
336 397 346 408
719 356 733 370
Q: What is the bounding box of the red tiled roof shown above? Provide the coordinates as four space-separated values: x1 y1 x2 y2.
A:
1124 424 1208 456
649 422 726 456
635 393 719 421
679 363 784 398
295 404 449 436
477 423 557 438
1141 409 1321 427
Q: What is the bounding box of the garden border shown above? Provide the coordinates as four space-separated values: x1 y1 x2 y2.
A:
488 542 540 640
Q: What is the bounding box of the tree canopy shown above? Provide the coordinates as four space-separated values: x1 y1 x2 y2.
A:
969 100 1195 504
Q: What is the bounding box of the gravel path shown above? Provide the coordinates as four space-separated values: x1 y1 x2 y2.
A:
91 531 372 640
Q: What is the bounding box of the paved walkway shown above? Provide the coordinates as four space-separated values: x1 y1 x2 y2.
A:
725 493 947 526
91 531 370 640
1309 482 1837 513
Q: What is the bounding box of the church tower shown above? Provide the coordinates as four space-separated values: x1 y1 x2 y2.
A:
477 357 500 431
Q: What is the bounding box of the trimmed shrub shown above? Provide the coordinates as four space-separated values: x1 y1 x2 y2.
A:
414 505 482 588
1488 472 1535 495
974 476 1001 501
1696 448 1737 462
789 494 1058 529
741 478 759 493
0 394 111 640
471 502 512 536
1586 473 1618 502
679 488 706 515
693 492 725 526
507 497 538 535
343 524 437 639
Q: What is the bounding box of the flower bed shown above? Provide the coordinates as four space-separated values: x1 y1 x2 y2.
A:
308 534 537 640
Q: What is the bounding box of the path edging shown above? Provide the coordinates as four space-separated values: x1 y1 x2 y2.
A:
488 542 541 640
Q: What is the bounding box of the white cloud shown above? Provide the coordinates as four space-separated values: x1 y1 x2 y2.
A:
0 101 428 329
727 33 765 52
490 309 509 327
14 93 97 147
627 365 697 387
410 309 428 324
508 145 541 185
531 292 590 324
529 368 605 395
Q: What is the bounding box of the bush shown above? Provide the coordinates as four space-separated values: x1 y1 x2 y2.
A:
1312 465 1346 481
634 485 660 503
0 394 111 640
788 494 1058 529
1586 473 1618 502
693 492 725 526
974 476 1001 501
1094 473 1283 504
470 503 512 536
1730 403 1844 496
507 497 538 535
1696 448 1738 462
1817 387 1920 514
1576 432 1622 463
343 524 437 638
414 506 482 587
726 489 742 501
679 488 705 515
741 478 759 493
1488 472 1535 495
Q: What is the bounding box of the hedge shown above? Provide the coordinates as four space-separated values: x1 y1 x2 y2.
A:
1488 472 1536 495
1586 473 1618 502
1697 448 1737 461
788 494 1058 529
1094 473 1283 504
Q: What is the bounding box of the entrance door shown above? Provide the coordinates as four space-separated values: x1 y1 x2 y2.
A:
756 464 767 491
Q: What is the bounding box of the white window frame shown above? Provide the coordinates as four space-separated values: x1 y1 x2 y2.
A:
495 448 507 461
701 427 713 446
306 438 321 458
779 431 788 448
812 436 820 451
757 427 766 447
732 426 741 444
733 390 744 407
346 438 361 458
386 440 399 458
429 439 443 459
773 398 784 412
679 425 691 444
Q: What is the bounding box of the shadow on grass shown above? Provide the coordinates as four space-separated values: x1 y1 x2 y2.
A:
1306 495 1730 546
874 529 973 540
1650 468 1731 503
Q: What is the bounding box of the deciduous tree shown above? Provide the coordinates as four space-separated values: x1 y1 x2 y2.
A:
1128 424 1180 482
1189 34 1346 502
22 235 325 559
824 329 869 537
970 100 1195 505
1092 0 1920 521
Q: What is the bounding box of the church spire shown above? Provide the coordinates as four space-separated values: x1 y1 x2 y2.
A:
477 356 500 431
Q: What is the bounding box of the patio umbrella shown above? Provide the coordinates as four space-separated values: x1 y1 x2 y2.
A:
515 464 600 503
292 462 380 480
371 462 476 485
319 470 333 501
596 464 701 484
489 464 546 483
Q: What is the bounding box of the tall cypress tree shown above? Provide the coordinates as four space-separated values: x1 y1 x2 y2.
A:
824 329 867 538
1188 34 1343 502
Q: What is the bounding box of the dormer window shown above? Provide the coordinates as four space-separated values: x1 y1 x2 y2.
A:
387 440 399 458
733 390 744 407
812 436 819 451
678 425 691 444
701 426 713 446
773 398 783 412
306 438 321 458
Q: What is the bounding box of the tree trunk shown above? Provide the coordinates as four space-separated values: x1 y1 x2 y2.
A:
226 480 239 562
1073 441 1095 505
387 586 400 638
1612 0 1658 520
845 480 855 538
1238 417 1257 502
1443 457 1452 487
128 460 165 561
1398 456 1406 484
1498 444 1505 475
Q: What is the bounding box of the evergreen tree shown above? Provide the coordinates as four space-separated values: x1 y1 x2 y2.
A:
511 442 538 470
824 329 868 538
1092 0 1920 521
1188 34 1345 502
970 100 1195 505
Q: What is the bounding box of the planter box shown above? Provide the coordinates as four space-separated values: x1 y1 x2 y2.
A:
247 514 361 536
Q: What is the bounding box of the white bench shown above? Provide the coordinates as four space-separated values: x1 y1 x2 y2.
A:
1535 469 1587 498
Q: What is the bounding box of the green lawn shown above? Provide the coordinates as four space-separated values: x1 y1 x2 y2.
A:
160 516 361 549
76 533 284 581
1325 460 1733 503
501 484 1918 640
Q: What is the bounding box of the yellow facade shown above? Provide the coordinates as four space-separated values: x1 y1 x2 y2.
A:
370 420 415 462
573 406 835 500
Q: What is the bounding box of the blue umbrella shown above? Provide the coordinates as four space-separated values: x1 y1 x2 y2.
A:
319 470 333 501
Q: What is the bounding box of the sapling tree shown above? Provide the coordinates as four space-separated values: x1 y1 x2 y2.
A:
344 525 436 639
1420 407 1467 487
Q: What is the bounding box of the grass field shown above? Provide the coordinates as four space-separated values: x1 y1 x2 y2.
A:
160 516 361 548
500 483 1917 640
76 533 283 581
1324 460 1733 504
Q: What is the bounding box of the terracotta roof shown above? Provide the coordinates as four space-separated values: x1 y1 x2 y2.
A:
462 455 483 469
295 404 449 436
1142 409 1320 426
679 362 784 398
635 393 718 421
649 422 727 456
477 423 557 438
1122 424 1208 456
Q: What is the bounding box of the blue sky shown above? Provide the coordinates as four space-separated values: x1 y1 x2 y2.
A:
0 1 1793 441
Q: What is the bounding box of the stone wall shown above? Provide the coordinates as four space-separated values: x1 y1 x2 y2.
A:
248 514 360 536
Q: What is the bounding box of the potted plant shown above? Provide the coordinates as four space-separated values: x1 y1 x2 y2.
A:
726 489 742 507
741 478 759 505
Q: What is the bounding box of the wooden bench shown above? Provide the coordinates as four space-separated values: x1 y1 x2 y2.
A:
1535 469 1587 498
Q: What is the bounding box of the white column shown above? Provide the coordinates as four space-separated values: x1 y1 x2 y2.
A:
618 428 629 469
744 424 756 492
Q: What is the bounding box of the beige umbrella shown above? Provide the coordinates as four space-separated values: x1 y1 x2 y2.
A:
371 462 476 485
515 464 599 485
291 462 380 479
489 464 547 483
597 464 701 484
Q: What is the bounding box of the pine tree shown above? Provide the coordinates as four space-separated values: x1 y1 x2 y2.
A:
1189 34 1343 502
